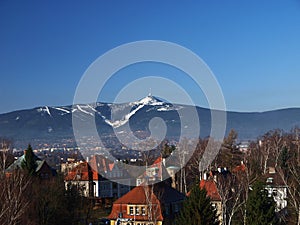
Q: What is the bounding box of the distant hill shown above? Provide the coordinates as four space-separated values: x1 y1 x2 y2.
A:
1 95 300 148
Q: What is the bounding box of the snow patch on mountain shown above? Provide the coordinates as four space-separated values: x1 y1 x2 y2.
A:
37 106 52 116
54 107 71 114
76 105 94 116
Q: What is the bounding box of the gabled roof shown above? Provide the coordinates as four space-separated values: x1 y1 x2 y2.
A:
89 154 112 173
232 163 246 173
261 171 286 187
89 154 131 179
108 182 185 221
108 185 163 221
6 154 56 175
65 161 98 181
114 185 159 205
137 156 170 181
199 179 221 201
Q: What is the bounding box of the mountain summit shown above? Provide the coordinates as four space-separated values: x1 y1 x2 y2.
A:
135 95 164 106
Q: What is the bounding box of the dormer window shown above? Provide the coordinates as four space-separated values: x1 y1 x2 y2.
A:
266 177 273 183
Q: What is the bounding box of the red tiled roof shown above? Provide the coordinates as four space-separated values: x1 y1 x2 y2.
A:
65 162 98 181
108 185 163 221
232 164 246 173
108 163 114 171
89 155 122 174
114 186 160 205
153 156 162 165
199 179 221 201
89 155 114 173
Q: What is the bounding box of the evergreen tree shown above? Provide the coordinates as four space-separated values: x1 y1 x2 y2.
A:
21 144 37 175
175 183 219 225
246 181 278 225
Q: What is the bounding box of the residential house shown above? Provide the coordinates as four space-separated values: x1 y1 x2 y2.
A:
136 157 171 187
263 167 288 212
198 178 222 224
64 155 133 198
89 155 133 198
64 161 97 197
108 182 185 225
5 150 56 179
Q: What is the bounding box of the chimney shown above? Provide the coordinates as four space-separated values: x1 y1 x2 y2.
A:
203 173 207 180
269 167 276 174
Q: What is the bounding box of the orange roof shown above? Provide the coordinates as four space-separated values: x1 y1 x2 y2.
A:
89 155 119 174
65 162 98 181
114 186 160 205
199 179 221 201
153 156 162 165
232 164 246 173
108 163 114 171
108 185 163 221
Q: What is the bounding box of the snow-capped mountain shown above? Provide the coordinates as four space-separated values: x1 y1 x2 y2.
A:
100 95 180 128
1 95 300 148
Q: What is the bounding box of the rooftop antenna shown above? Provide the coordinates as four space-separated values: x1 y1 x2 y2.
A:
148 88 152 97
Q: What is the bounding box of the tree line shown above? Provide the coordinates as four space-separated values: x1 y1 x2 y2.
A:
174 128 300 225
0 142 95 225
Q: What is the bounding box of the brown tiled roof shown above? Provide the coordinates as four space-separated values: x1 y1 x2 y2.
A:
261 171 286 186
199 179 221 201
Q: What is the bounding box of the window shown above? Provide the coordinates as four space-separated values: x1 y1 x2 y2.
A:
135 206 140 215
141 206 146 215
129 206 134 215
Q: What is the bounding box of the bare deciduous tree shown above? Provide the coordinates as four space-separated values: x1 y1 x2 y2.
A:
0 171 30 225
143 184 162 224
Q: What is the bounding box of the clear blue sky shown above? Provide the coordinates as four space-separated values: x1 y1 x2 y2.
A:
1 0 300 113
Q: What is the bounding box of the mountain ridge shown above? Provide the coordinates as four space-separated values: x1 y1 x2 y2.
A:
1 96 300 148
